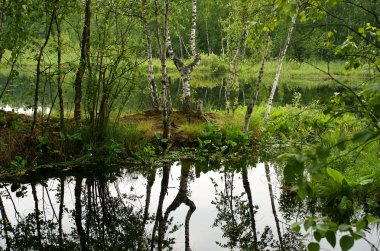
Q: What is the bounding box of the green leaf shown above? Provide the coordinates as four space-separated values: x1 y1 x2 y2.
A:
284 157 305 183
37 136 49 145
314 231 322 242
316 146 330 159
327 167 345 184
308 242 320 251
352 129 373 143
352 232 364 240
203 140 211 145
339 196 353 212
366 216 380 223
11 183 20 192
316 223 329 232
325 230 336 247
359 179 373 186
340 235 354 251
339 224 351 232
304 219 315 231
291 222 301 233
356 219 367 232
297 188 308 200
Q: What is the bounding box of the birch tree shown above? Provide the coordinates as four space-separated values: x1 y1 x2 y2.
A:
167 0 201 112
0 0 5 63
149 0 172 138
244 1 275 132
161 0 171 138
263 2 300 123
141 0 161 111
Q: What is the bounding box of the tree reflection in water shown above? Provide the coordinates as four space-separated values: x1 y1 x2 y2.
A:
0 160 372 250
0 172 148 250
211 160 304 251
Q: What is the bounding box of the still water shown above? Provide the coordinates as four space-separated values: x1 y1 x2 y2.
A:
0 161 379 250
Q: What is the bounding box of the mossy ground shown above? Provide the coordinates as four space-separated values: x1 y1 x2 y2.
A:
0 109 227 178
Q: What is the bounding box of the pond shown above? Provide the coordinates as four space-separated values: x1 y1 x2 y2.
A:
1 67 343 115
0 160 378 250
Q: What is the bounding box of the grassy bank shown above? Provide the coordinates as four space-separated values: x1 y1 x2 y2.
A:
1 54 376 112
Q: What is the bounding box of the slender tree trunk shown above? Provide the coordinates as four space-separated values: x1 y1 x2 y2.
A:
58 177 65 250
226 23 247 116
73 0 91 124
54 6 64 130
263 13 297 123
0 195 11 251
224 172 237 242
179 35 183 58
205 18 211 55
141 0 160 111
31 183 43 249
138 171 156 251
167 0 201 112
265 163 284 250
219 77 224 110
143 171 156 225
31 8 56 134
0 0 5 63
75 176 88 251
244 30 271 131
221 36 224 56
161 0 171 139
85 179 93 245
150 164 170 251
163 162 196 251
0 56 17 102
241 167 258 250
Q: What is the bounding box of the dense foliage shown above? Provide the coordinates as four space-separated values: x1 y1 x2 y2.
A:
0 0 379 250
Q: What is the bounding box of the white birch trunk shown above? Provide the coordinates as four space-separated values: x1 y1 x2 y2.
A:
190 0 197 56
161 0 171 139
167 0 200 112
142 0 161 111
0 0 4 63
263 12 297 122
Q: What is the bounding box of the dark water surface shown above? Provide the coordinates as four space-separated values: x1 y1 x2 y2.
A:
0 161 378 250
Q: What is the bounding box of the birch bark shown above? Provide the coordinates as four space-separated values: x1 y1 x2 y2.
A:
167 0 201 112
0 0 5 63
161 0 171 139
263 11 298 123
142 0 161 111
